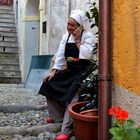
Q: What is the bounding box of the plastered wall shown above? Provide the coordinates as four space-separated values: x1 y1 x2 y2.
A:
47 0 98 55
112 0 140 96
112 0 140 124
47 0 69 54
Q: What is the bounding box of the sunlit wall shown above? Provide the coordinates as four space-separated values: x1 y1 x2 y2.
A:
112 0 140 96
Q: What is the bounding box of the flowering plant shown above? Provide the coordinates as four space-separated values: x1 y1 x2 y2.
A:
109 106 140 140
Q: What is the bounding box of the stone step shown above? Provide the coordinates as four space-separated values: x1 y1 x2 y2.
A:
0 57 19 64
0 84 40 95
0 36 17 42
0 6 21 84
0 41 18 47
0 63 20 70
0 14 14 19
0 31 17 37
0 104 47 113
0 76 21 84
0 5 13 10
0 22 15 27
0 17 15 23
0 46 18 52
0 70 21 77
0 26 16 32
0 9 14 14
0 52 19 58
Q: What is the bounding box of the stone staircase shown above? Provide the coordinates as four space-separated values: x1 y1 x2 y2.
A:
0 5 21 84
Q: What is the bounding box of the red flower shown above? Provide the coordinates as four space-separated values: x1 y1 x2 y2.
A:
119 110 128 120
115 106 123 119
109 106 115 115
109 106 129 124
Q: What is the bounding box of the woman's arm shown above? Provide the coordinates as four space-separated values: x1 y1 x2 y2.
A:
79 31 96 59
43 33 68 82
52 33 68 70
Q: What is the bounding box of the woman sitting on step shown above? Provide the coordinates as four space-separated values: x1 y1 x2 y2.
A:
38 9 95 140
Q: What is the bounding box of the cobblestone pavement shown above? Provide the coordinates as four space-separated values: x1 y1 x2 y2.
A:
0 84 76 140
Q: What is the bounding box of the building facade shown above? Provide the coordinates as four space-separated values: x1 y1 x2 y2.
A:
13 0 95 82
13 0 140 125
112 0 140 125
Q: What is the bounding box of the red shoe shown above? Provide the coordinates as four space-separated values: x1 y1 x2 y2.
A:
45 116 53 123
55 133 70 140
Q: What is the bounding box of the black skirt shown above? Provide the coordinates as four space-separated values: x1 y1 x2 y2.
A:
38 59 91 103
38 40 91 103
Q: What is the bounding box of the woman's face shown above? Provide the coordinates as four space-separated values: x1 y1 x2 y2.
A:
67 18 79 34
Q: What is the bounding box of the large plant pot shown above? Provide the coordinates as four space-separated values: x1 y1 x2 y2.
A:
69 102 98 140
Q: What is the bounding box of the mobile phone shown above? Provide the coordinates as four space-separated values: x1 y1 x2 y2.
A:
77 25 83 31
73 26 83 36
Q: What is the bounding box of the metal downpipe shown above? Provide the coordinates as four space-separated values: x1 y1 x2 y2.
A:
98 0 112 140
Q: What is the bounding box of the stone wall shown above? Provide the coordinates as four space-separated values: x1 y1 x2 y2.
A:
112 84 140 126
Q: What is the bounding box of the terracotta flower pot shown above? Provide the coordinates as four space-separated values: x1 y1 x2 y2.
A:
69 102 98 140
80 109 98 116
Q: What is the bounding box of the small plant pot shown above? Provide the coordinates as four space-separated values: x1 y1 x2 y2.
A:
69 102 98 140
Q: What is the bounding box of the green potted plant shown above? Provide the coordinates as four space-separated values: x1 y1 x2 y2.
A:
78 0 99 112
69 52 98 140
80 0 99 109
69 1 99 140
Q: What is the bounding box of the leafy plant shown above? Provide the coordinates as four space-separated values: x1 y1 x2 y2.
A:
109 106 140 140
79 60 98 111
78 1 99 111
85 0 98 31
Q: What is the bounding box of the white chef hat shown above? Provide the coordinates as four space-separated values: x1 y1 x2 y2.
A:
70 9 89 30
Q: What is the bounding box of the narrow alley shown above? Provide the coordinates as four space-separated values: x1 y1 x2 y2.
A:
1 0 140 140
0 84 76 140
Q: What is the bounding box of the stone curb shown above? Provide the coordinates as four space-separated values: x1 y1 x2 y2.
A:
0 105 47 113
0 123 61 135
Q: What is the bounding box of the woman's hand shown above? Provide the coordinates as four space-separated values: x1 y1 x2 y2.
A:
43 69 57 82
72 26 82 43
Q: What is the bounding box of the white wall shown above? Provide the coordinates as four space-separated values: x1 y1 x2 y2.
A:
47 0 69 54
46 0 99 55
13 0 26 83
22 0 40 82
13 0 25 49
13 0 40 83
13 0 99 83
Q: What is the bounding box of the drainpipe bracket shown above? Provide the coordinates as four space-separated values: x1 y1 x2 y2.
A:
98 74 112 81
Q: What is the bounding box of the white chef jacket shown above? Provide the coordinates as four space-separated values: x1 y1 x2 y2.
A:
53 30 95 70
